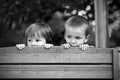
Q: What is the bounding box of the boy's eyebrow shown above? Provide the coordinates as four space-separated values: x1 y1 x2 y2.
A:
76 36 81 37
75 36 81 38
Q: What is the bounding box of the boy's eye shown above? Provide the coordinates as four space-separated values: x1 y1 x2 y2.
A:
67 35 71 38
28 39 31 42
36 39 41 42
76 37 81 39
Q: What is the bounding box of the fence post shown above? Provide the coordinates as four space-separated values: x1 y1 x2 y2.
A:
113 48 119 80
94 0 109 48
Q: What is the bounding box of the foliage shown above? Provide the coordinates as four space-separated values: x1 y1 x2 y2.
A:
0 0 93 31
0 0 120 47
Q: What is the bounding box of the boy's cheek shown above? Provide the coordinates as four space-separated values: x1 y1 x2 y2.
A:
65 37 70 41
66 39 70 43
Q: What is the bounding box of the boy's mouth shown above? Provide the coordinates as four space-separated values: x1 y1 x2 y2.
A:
70 43 77 47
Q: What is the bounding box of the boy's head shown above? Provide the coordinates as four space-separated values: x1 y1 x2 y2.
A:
25 23 52 46
64 15 90 47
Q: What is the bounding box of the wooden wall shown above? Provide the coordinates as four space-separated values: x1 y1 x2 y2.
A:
0 47 119 79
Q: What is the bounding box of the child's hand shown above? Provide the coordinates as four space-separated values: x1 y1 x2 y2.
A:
16 44 25 50
62 43 70 49
44 44 53 49
79 44 89 51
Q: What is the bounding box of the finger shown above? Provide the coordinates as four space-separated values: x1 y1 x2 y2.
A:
64 45 69 49
44 44 50 49
66 46 69 49
79 45 81 48
44 44 47 48
84 45 87 51
67 44 70 48
49 44 53 47
83 44 89 50
64 45 67 48
18 46 22 50
22 44 25 47
61 44 65 47
47 45 51 49
90 46 94 48
20 44 25 49
63 44 67 48
81 44 85 51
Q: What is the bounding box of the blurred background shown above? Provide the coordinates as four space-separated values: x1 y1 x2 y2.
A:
0 0 120 47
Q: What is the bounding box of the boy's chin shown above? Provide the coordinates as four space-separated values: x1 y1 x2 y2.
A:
70 44 78 47
28 45 44 47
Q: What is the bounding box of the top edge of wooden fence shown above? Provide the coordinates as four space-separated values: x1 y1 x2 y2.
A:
0 46 114 53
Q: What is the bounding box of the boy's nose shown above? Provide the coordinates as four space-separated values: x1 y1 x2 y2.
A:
31 42 37 46
71 39 76 43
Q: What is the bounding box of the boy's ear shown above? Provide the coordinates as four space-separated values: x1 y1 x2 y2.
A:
85 35 90 43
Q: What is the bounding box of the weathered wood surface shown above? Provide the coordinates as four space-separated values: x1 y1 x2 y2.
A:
0 47 119 79
0 47 113 63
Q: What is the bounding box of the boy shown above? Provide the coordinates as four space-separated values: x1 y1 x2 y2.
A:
16 23 53 49
62 15 93 50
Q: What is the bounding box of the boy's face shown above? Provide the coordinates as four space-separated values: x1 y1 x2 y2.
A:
27 36 46 47
64 26 88 47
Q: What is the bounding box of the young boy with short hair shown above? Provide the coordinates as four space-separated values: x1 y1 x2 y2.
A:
62 15 93 50
16 23 53 49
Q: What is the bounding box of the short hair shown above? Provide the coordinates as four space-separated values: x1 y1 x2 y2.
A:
65 15 91 37
25 23 52 43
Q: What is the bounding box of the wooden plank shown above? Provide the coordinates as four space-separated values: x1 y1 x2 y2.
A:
117 48 120 67
0 47 114 79
0 46 113 53
116 48 120 80
119 51 120 80
113 48 119 80
115 48 120 79
0 47 113 63
94 0 109 48
0 65 112 79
